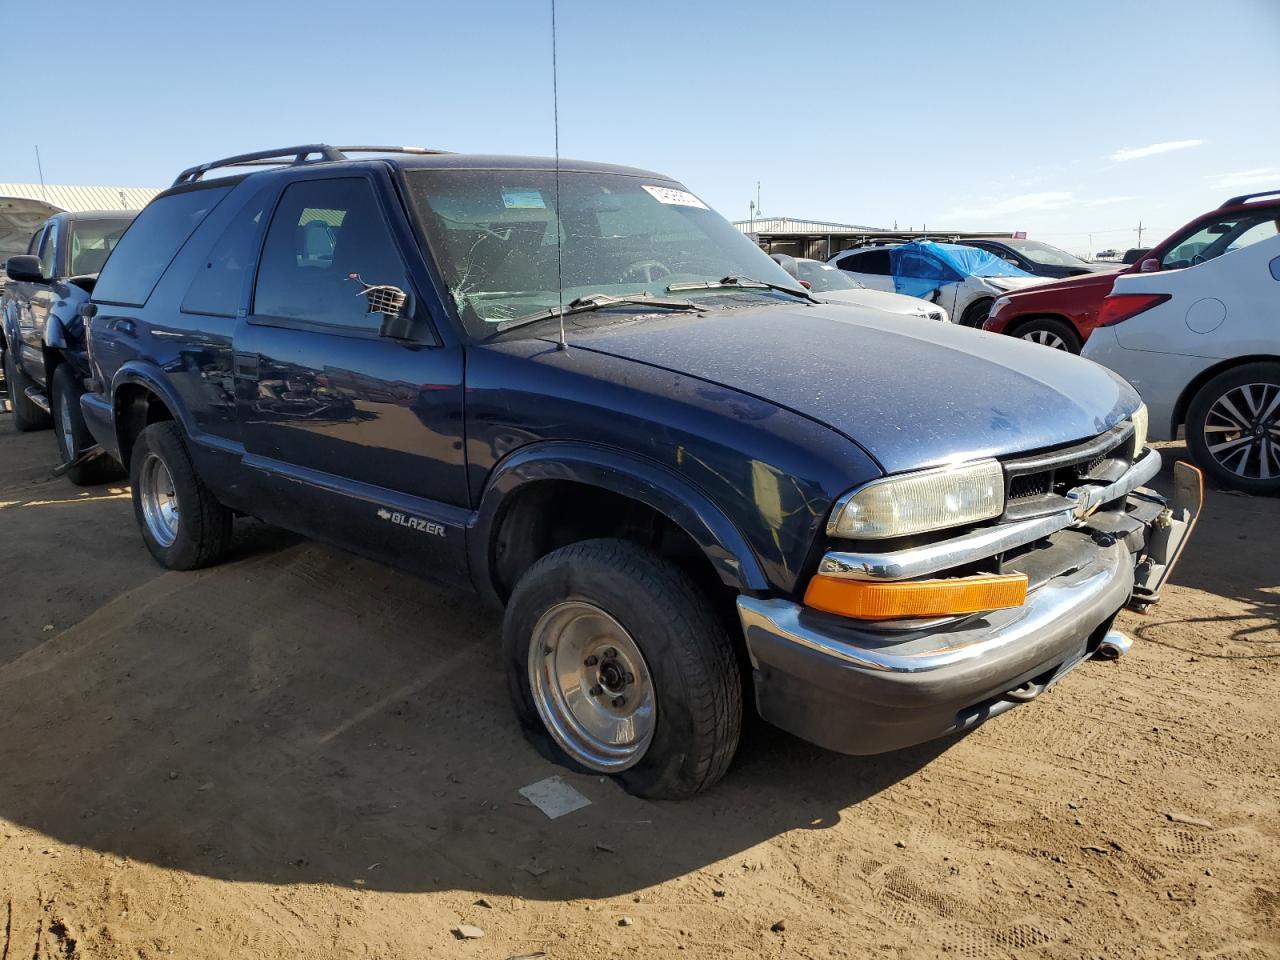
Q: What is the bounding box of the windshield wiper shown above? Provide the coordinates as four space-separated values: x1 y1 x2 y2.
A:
667 274 819 303
493 293 701 335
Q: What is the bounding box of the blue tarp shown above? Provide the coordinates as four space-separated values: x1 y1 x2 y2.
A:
887 240 1034 298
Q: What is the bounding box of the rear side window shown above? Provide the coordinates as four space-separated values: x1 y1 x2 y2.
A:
837 250 891 275
181 187 275 318
94 186 231 306
252 177 410 331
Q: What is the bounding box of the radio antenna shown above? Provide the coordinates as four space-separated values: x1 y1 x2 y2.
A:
551 0 567 350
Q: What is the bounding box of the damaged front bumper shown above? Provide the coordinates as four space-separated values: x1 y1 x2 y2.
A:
737 454 1203 756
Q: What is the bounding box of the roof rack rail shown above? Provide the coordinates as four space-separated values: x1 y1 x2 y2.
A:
1220 189 1280 208
172 143 451 187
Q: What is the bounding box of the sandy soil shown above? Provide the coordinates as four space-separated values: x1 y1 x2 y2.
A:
0 419 1276 960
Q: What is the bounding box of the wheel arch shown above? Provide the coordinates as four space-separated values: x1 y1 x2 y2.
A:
1003 312 1075 337
471 441 770 606
111 363 189 470
1171 353 1280 437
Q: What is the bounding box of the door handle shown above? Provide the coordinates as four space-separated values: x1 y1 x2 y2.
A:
233 352 260 380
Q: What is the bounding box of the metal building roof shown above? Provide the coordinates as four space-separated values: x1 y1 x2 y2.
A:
0 182 160 214
733 216 881 234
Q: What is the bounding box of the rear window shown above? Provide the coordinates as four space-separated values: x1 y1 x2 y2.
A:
93 186 231 306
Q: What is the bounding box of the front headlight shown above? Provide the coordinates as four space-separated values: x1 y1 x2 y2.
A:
1131 403 1148 458
827 460 1005 540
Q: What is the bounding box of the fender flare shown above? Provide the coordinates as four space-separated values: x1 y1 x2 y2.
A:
469 440 770 602
110 361 198 461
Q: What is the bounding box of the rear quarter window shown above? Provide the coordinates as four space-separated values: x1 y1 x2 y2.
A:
93 185 232 306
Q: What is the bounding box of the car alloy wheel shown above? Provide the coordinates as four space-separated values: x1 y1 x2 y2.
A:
138 452 181 547
1202 382 1280 480
1022 329 1069 350
527 600 657 772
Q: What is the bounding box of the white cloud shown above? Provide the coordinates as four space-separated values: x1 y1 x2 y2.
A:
1110 139 1206 162
1083 195 1137 206
942 191 1074 221
1207 168 1279 190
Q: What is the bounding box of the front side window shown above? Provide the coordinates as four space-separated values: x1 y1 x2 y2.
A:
93 186 231 306
253 178 410 331
1162 210 1280 269
1002 239 1087 268
68 218 132 276
404 169 798 338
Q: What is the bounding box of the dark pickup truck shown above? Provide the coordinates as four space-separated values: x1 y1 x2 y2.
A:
2 210 134 482
79 144 1201 799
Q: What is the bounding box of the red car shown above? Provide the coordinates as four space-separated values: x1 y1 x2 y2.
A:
984 190 1280 352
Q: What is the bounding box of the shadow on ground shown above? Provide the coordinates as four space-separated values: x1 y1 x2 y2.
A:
0 467 949 901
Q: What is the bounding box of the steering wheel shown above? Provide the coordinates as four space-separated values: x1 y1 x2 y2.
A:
621 260 674 284
1191 253 1208 265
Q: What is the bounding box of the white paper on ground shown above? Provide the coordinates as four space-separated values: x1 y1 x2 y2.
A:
518 775 592 819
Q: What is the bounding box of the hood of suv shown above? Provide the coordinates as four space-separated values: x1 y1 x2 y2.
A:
562 303 1138 474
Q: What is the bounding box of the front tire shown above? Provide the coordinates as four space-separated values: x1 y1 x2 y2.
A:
129 421 234 569
960 297 994 329
1185 362 1280 495
504 538 742 800
1015 317 1082 353
3 344 52 432
51 364 124 485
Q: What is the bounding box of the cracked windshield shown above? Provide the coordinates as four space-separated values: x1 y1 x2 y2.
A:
405 169 800 337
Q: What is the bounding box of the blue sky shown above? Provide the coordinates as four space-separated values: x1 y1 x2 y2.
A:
3 0 1277 256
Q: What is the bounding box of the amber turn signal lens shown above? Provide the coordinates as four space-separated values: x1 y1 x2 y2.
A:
803 573 1029 620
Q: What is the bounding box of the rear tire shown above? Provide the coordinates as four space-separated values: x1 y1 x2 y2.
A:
3 344 52 432
51 364 124 485
503 538 742 800
129 421 234 569
1185 362 1280 495
1015 317 1082 353
960 297 994 329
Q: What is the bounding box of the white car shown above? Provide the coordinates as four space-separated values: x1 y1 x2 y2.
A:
1083 232 1280 494
828 240 1050 328
772 255 950 322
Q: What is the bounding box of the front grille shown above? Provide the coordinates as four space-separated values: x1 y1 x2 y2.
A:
1000 422 1135 520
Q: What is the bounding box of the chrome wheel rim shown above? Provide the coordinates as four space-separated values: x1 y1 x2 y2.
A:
1203 382 1280 480
527 601 656 772
1023 328 1068 350
57 395 76 459
138 453 180 547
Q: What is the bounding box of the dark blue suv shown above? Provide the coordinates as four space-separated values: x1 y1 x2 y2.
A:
78 145 1200 799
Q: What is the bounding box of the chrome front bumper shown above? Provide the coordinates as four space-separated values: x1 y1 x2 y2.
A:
735 455 1203 756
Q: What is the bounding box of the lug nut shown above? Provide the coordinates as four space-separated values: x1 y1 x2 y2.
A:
589 684 603 697
611 696 625 708
603 647 618 659
624 672 635 684
584 655 599 666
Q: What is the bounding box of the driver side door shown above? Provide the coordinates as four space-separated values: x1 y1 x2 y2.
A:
234 172 470 583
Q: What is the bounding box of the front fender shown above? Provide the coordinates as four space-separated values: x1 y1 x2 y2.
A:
470 441 771 604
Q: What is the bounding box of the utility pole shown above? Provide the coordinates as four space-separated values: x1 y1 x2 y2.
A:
1135 220 1145 248
756 181 761 220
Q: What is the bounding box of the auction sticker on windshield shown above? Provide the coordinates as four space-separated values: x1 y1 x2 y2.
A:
502 190 546 209
642 185 709 209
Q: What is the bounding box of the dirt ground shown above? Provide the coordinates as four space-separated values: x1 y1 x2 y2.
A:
0 415 1276 960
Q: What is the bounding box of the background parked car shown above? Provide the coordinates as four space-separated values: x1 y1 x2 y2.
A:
963 238 1118 279
1083 233 1280 494
829 240 1049 328
983 190 1280 353
770 254 950 322
0 210 134 482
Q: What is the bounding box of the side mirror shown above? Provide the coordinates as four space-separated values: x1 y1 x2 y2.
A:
5 255 44 283
78 302 98 320
1139 258 1159 273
